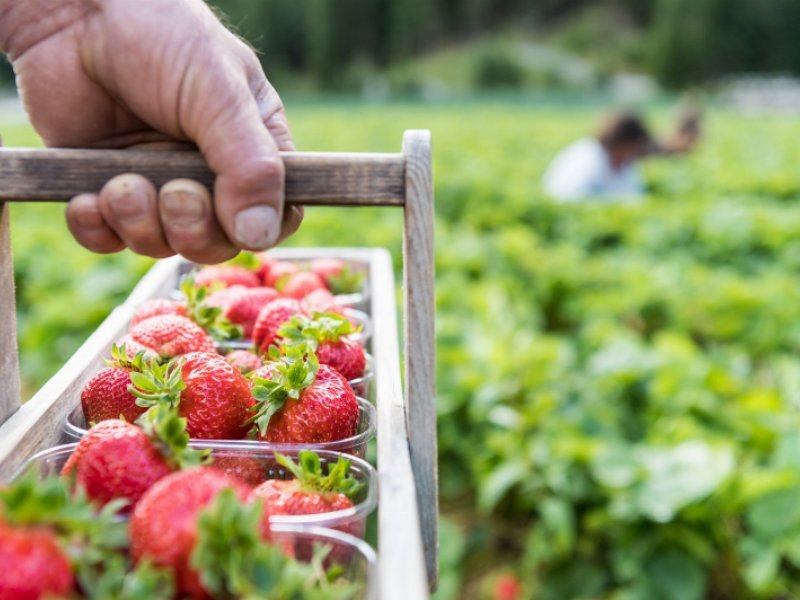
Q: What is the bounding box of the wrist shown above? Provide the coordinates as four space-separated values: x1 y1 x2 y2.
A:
0 0 99 59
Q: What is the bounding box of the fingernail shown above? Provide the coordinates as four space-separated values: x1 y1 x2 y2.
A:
234 205 280 249
71 197 104 229
106 177 148 219
161 189 206 224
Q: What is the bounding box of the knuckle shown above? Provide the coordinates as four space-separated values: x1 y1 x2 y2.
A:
250 156 285 182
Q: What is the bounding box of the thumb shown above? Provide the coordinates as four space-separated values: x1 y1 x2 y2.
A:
188 70 286 251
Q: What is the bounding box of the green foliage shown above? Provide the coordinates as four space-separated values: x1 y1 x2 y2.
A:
250 345 320 435
192 489 360 599
325 265 365 295
0 470 171 598
204 0 800 92
648 0 800 87
473 50 525 90
136 403 211 470
13 103 800 596
180 274 243 341
275 450 364 500
277 312 360 348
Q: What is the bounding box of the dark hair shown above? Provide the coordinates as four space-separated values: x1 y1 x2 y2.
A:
597 112 653 149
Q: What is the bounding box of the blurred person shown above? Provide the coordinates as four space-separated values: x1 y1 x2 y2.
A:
0 0 301 263
542 108 701 202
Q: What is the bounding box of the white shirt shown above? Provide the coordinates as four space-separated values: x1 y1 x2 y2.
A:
542 138 645 202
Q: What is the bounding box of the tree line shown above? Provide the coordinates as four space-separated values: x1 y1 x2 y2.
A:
212 0 800 89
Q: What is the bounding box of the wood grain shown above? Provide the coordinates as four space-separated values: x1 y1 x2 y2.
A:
0 203 20 426
371 248 430 600
0 148 406 206
403 130 439 590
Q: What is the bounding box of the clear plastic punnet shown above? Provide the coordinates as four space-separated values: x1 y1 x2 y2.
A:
16 444 377 539
64 397 376 458
269 524 378 600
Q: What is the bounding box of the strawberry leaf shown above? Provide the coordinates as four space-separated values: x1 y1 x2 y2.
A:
249 345 320 435
224 251 261 271
79 554 175 600
275 450 365 501
325 264 364 295
180 273 244 341
191 489 360 599
105 343 147 372
1 469 132 588
137 403 210 469
277 312 361 349
128 357 185 409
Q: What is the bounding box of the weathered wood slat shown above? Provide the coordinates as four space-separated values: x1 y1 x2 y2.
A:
402 131 439 590
0 148 406 206
0 202 20 425
372 248 429 600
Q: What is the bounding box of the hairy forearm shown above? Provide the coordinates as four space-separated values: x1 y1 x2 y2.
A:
0 0 99 58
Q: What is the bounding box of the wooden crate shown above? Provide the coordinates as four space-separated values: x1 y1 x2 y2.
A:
0 131 437 599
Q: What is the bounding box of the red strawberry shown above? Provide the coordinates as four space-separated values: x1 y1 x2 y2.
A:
131 352 255 439
223 287 279 337
0 521 73 600
0 471 134 600
131 298 188 327
195 265 260 289
493 574 523 600
61 419 173 509
224 350 262 374
309 258 345 282
309 258 364 295
81 343 148 424
255 253 279 283
252 298 303 353
126 315 216 359
301 288 343 315
116 333 157 360
279 271 327 300
263 261 298 288
204 285 245 309
130 467 253 599
250 348 359 444
315 339 366 382
276 313 366 380
211 455 266 486
250 451 358 518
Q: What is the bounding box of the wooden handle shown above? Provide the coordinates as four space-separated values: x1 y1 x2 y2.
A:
0 148 405 206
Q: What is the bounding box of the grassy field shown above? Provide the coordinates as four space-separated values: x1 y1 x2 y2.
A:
9 101 800 598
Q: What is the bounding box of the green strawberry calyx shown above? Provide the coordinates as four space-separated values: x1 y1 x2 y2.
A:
3 470 176 599
276 312 361 350
275 450 364 501
128 357 209 468
79 556 175 600
224 251 261 271
0 469 132 586
180 273 244 342
249 345 320 436
191 489 360 599
136 404 211 470
105 343 147 372
128 357 185 410
325 264 365 295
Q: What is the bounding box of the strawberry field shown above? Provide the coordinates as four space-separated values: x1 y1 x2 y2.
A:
9 101 800 598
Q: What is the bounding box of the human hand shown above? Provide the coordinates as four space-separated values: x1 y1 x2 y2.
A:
663 105 703 154
0 0 302 263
